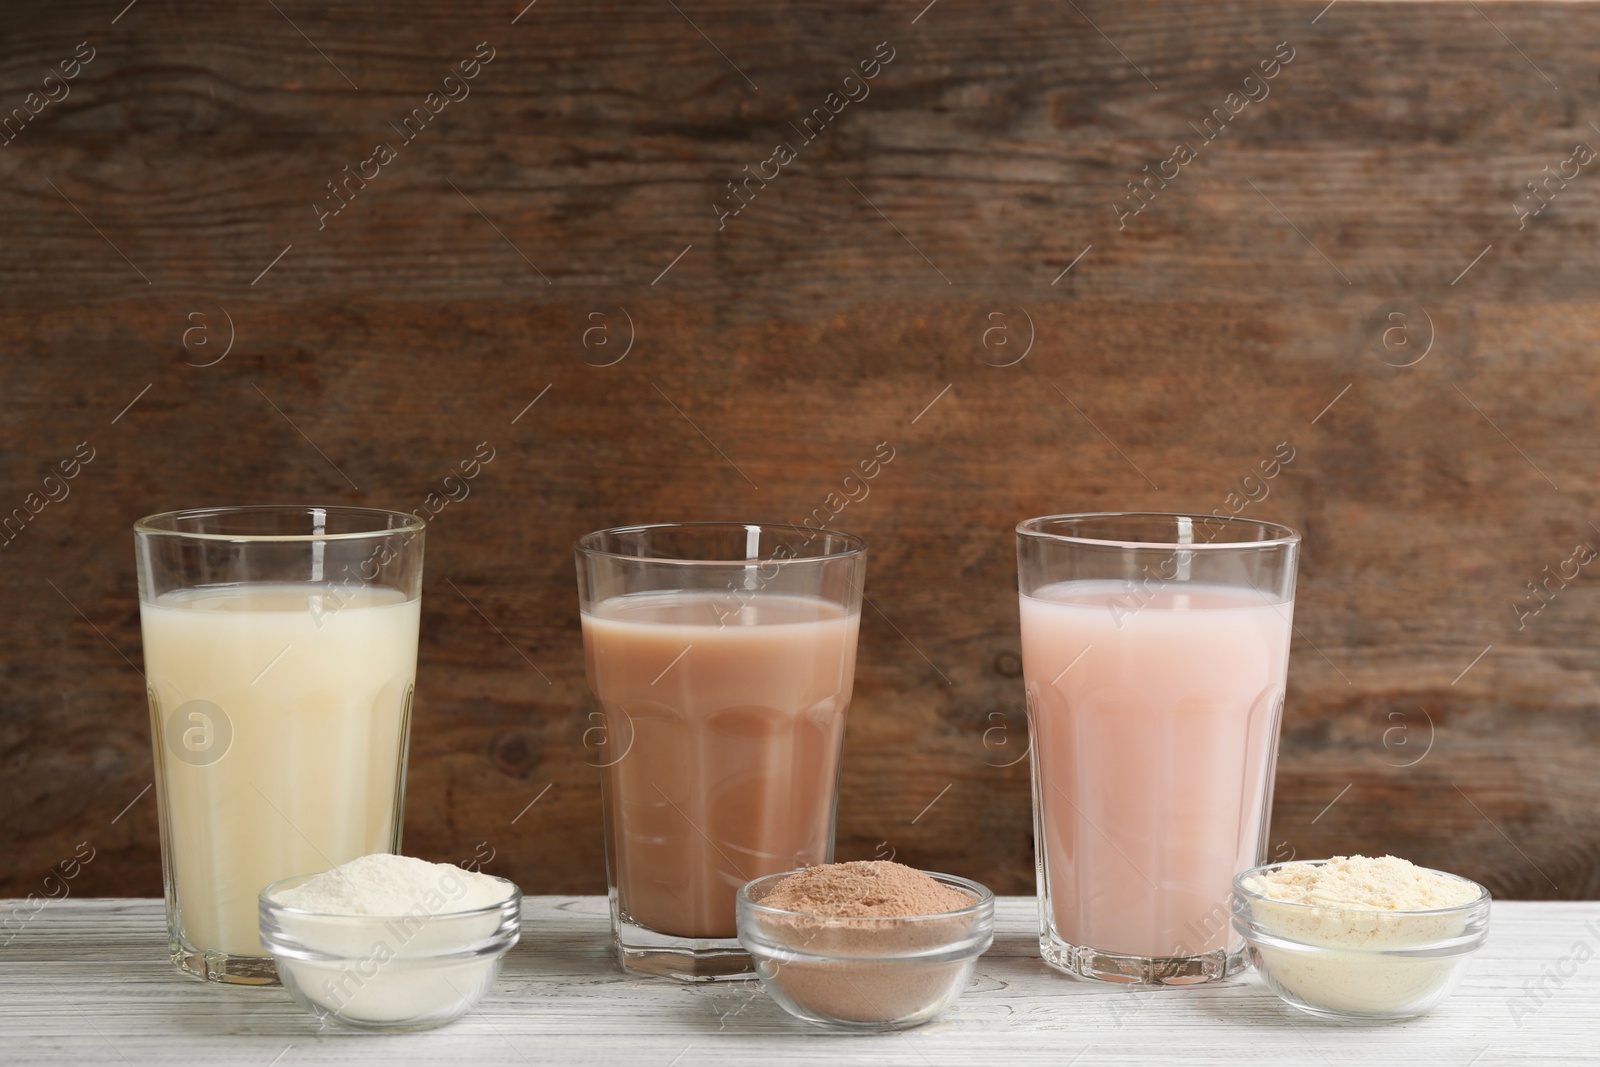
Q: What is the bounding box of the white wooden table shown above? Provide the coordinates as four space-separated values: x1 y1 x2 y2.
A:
1 897 1593 1065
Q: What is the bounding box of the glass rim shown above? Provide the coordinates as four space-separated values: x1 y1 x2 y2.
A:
575 521 866 566
1232 860 1491 918
134 505 427 543
1016 511 1300 551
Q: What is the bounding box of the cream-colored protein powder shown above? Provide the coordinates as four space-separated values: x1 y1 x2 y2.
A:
1238 855 1489 1018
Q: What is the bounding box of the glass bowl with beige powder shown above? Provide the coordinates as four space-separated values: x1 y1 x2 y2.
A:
736 861 995 1031
1233 856 1491 1022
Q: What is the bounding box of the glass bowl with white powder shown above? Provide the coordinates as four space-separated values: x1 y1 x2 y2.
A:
259 854 521 1032
1233 855 1490 1023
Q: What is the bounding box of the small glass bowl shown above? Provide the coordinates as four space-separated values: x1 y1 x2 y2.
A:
1232 861 1491 1022
736 870 995 1031
259 873 521 1032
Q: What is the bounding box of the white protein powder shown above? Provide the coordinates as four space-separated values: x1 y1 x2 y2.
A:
268 854 516 1027
1240 855 1485 1016
274 854 511 915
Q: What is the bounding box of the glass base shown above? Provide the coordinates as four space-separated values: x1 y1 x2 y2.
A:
1041 933 1249 985
614 913 753 982
171 937 280 985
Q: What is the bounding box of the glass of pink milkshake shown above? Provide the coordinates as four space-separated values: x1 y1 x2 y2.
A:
1016 512 1299 985
576 523 866 981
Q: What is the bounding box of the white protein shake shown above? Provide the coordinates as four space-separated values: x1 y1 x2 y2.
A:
141 583 420 957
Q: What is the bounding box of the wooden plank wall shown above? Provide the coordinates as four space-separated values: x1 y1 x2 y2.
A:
1 1 1596 902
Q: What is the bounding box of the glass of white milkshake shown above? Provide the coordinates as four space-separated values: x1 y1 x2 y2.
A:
135 506 425 984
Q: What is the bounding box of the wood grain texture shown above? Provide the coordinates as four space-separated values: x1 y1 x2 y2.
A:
2 1 1599 903
0 897 1594 1063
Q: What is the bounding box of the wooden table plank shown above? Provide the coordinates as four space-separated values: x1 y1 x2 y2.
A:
0 897 1593 1064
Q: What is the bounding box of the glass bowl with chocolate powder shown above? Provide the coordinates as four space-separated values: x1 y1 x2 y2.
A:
736 861 995 1031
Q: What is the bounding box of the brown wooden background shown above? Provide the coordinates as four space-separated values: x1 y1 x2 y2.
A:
2 1 1597 902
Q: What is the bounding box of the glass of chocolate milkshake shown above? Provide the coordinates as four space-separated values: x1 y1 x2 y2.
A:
576 523 866 980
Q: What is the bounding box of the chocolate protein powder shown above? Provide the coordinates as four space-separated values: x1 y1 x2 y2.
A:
762 861 974 918
743 861 991 1028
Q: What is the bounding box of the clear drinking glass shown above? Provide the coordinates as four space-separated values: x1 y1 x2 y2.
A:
1016 512 1299 984
576 522 866 981
135 506 425 983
